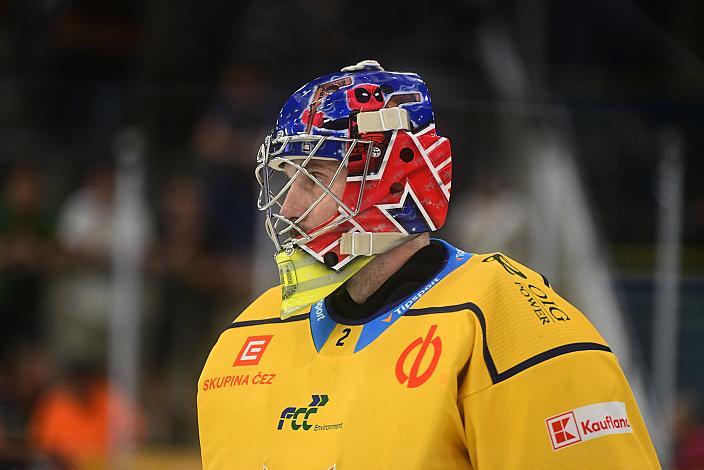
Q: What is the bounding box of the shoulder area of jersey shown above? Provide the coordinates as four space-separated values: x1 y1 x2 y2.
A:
464 251 552 288
402 248 553 309
426 249 550 291
229 286 282 324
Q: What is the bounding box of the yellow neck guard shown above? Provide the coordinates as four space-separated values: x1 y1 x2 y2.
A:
275 248 375 319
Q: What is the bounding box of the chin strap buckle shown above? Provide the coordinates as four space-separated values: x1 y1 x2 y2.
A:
340 232 410 256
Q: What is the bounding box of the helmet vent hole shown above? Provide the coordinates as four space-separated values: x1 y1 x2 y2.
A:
390 182 404 195
400 148 415 162
323 252 339 268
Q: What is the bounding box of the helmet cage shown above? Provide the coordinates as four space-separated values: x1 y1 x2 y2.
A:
256 133 377 252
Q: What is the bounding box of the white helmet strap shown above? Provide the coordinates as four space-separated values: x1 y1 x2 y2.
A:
340 232 411 256
357 108 411 133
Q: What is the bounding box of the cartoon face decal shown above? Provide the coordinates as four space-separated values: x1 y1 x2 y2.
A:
346 84 385 112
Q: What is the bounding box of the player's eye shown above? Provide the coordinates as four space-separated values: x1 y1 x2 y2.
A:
373 87 383 102
313 171 335 185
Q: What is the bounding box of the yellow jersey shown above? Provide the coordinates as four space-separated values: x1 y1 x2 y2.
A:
198 240 660 469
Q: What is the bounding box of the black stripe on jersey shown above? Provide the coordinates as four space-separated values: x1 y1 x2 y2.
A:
406 302 612 384
224 313 309 330
497 342 612 383
407 302 500 381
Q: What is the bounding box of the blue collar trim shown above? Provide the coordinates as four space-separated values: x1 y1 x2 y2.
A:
308 239 472 353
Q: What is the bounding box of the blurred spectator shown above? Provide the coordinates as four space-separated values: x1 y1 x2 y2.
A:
192 63 271 166
57 164 116 266
145 175 247 443
192 63 273 255
0 164 58 356
446 175 529 260
45 0 141 164
0 345 54 465
237 1 345 79
675 394 704 470
47 164 154 369
29 365 144 469
688 192 704 245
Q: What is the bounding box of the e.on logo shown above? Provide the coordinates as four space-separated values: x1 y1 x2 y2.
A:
546 401 633 451
233 335 273 366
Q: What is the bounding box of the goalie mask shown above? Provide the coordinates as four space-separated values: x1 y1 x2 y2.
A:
256 60 452 318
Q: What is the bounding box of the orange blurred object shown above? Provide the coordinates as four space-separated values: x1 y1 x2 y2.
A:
29 378 143 468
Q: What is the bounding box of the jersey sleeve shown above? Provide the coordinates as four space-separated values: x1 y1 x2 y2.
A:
461 349 660 468
457 253 660 469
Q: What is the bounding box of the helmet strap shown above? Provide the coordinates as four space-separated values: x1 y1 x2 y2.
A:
357 108 411 133
340 232 411 256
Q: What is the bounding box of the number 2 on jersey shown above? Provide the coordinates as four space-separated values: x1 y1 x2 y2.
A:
336 328 352 347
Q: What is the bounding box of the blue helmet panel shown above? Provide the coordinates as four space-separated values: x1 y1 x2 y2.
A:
272 65 436 161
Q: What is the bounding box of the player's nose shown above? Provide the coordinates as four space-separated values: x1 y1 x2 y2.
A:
280 179 309 221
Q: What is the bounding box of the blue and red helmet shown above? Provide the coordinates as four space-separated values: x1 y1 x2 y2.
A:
256 60 452 268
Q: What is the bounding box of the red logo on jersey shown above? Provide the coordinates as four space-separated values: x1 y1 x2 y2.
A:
233 335 273 366
546 411 582 450
395 325 442 388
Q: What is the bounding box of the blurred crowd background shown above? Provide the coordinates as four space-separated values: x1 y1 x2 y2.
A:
0 0 703 468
